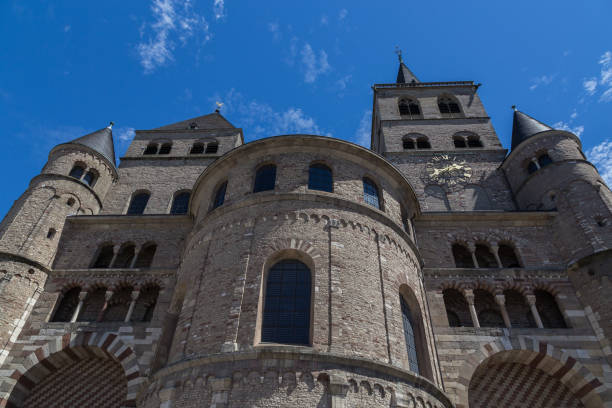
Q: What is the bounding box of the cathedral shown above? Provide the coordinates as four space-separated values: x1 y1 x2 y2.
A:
0 58 610 408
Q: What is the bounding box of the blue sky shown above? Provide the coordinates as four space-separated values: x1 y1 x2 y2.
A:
1 0 611 218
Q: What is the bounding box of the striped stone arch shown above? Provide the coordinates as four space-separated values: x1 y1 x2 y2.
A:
454 337 606 408
0 331 144 408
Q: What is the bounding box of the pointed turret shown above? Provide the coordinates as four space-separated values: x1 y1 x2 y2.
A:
62 123 117 167
511 109 553 150
395 50 419 84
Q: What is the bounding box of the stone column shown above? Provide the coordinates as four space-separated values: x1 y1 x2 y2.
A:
109 245 120 268
464 289 480 328
531 158 541 170
97 290 114 322
71 291 88 322
495 294 512 328
468 244 479 268
491 245 503 268
124 290 140 322
328 372 349 408
129 245 141 269
526 294 544 328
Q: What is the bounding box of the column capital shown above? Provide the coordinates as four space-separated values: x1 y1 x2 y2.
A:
78 291 88 301
525 294 537 306
463 289 475 304
130 290 140 300
494 294 506 306
104 290 114 301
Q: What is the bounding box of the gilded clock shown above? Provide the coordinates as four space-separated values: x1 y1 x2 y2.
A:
422 155 472 189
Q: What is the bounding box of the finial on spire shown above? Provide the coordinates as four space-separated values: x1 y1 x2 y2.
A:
215 101 224 113
511 105 517 111
107 121 114 129
395 46 403 64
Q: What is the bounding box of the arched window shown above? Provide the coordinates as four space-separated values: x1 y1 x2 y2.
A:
143 143 158 155
403 138 415 150
102 286 132 322
205 142 219 154
535 290 567 328
398 98 421 118
467 135 483 147
69 165 85 179
475 244 497 268
453 136 467 148
261 259 311 345
400 295 420 374
416 137 431 149
79 287 107 322
443 288 472 327
82 170 97 187
127 192 150 215
438 96 462 117
362 177 381 209
527 161 538 174
190 143 204 154
112 244 136 268
134 244 156 268
212 182 227 209
132 285 160 322
253 164 276 192
504 289 535 328
498 244 521 267
452 244 474 268
170 192 190 215
158 143 172 154
51 287 81 322
474 289 504 327
538 153 553 168
308 164 333 192
92 244 114 268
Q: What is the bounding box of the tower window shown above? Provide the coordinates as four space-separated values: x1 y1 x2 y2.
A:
92 244 114 268
212 182 227 210
498 244 521 267
453 137 467 148
127 192 150 215
416 137 431 149
527 161 538 174
308 164 333 192
83 171 97 187
170 192 190 215
47 228 57 239
452 244 474 268
66 198 76 207
254 164 277 193
363 177 381 209
438 96 462 117
398 98 421 119
403 137 415 149
190 143 204 154
261 259 311 345
51 287 81 322
400 295 420 374
538 153 553 168
112 244 136 268
475 244 497 268
158 143 172 154
69 165 85 180
143 143 158 155
467 136 483 147
205 142 219 154
134 244 157 268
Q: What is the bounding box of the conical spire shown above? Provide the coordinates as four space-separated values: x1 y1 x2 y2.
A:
511 108 553 150
395 49 419 84
65 122 117 166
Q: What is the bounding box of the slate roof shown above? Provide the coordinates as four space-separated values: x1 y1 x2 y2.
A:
66 124 116 166
397 62 420 84
154 112 236 131
511 110 553 150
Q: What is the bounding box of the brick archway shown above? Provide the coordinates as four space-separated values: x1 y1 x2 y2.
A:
454 337 605 408
0 331 144 408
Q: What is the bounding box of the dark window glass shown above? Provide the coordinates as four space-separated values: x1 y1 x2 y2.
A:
93 245 114 268
127 193 150 215
262 259 311 345
443 288 472 327
69 165 85 179
400 296 420 374
467 137 483 147
449 103 461 113
134 244 157 268
308 164 333 192
102 287 132 322
498 244 521 268
478 309 505 327
399 100 410 115
205 143 219 154
143 144 158 155
132 285 160 322
212 182 227 209
454 138 467 148
363 177 380 209
535 290 567 328
190 143 204 154
158 143 172 154
47 228 57 239
475 244 497 268
170 192 190 215
79 287 106 322
254 164 276 192
403 139 415 149
538 154 553 168
83 171 96 186
527 161 538 174
113 244 135 268
409 102 420 115
452 244 474 268
438 103 450 114
51 287 81 322
416 138 431 149
439 98 461 116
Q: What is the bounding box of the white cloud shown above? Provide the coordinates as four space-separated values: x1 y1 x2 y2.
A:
137 0 210 74
213 0 225 20
583 77 598 94
335 75 351 91
115 127 135 142
210 89 330 138
63 25 71 32
586 139 612 186
570 110 578 120
355 110 372 147
583 51 612 102
320 15 329 25
301 43 331 83
553 121 584 138
529 74 555 91
339 8 348 21
267 22 281 41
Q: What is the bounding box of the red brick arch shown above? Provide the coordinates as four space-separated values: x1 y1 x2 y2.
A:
0 331 144 408
454 337 605 408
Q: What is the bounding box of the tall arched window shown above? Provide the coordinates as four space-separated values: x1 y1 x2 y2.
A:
527 161 538 174
498 244 521 267
443 288 472 327
79 287 107 322
143 143 158 155
82 170 97 187
438 96 462 117
158 143 172 154
398 98 421 118
190 143 204 154
538 153 553 168
452 244 474 268
474 289 504 327
127 192 150 215
69 165 85 179
92 244 114 268
475 244 497 268
170 192 190 215
308 164 333 192
253 164 277 192
132 285 160 322
362 177 381 209
400 295 420 374
261 259 311 345
134 243 156 268
51 287 81 322
112 244 135 268
205 142 219 154
504 289 535 328
535 290 567 328
212 182 227 210
102 286 133 322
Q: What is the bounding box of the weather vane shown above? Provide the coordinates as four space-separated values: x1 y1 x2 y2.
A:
395 46 403 64
215 101 224 112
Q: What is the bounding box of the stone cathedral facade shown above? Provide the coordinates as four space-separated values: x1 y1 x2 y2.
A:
0 60 611 408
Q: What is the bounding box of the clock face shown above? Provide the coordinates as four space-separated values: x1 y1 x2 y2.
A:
422 155 472 189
